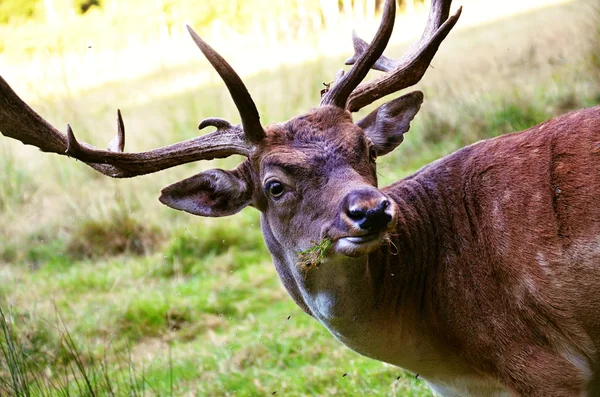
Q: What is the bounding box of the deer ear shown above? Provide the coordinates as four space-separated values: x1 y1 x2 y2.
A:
159 166 252 217
356 90 423 156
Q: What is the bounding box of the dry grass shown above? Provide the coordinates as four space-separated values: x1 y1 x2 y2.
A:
296 238 333 275
66 209 164 259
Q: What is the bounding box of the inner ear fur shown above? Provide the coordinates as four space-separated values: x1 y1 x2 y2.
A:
159 164 253 217
356 90 424 156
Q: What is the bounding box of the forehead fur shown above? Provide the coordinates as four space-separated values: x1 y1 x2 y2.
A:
255 106 367 167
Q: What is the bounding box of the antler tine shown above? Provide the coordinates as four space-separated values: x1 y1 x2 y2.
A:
345 0 461 112
186 25 265 144
107 109 126 152
345 30 398 73
422 0 453 40
0 76 252 178
320 0 396 109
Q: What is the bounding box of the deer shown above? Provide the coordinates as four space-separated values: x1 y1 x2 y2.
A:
2 0 600 395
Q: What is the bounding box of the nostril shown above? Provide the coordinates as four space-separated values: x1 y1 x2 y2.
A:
359 202 392 231
380 211 392 224
348 208 366 220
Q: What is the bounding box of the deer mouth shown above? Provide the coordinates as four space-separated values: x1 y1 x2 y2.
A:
343 232 382 244
335 231 387 257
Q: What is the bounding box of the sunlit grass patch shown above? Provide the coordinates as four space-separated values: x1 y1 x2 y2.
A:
0 297 431 397
118 293 193 341
52 266 115 294
156 215 266 279
0 226 69 269
87 258 280 344
165 300 432 396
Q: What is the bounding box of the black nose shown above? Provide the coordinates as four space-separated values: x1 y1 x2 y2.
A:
344 189 392 231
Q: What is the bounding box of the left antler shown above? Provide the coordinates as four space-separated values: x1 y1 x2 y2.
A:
0 27 263 178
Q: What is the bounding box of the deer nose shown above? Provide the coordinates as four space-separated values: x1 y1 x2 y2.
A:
344 189 392 231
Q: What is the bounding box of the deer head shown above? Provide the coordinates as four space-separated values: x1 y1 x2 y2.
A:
0 0 460 274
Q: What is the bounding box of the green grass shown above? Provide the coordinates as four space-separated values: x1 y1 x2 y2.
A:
297 238 333 274
157 217 267 279
1 0 600 395
0 306 165 396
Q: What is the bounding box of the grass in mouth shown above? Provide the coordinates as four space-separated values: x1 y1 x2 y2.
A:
296 238 333 275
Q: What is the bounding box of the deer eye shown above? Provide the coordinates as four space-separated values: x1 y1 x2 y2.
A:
265 180 285 198
369 146 378 162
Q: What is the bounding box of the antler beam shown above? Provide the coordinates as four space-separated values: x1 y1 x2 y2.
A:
0 26 264 178
0 75 252 178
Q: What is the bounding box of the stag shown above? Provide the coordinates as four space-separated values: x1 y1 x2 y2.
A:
2 0 600 395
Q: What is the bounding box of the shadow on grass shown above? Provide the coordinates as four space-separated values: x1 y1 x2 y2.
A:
1 207 164 269
67 209 164 260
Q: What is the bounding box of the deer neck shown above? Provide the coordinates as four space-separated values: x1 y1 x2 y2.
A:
262 175 445 364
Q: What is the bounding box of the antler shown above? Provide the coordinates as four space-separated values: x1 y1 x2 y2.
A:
0 27 263 178
344 0 462 112
320 0 396 109
186 26 265 143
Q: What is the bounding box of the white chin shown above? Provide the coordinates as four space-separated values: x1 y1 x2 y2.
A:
334 235 384 257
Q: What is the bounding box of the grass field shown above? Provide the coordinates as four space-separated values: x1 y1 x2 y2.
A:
1 0 600 395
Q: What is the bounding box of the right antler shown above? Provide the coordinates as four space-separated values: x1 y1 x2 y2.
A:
320 0 397 110
0 27 264 179
322 0 461 112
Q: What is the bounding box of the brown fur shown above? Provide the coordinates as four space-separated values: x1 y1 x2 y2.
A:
378 107 600 395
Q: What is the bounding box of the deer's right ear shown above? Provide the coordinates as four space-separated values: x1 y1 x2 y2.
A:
356 90 423 156
159 166 252 217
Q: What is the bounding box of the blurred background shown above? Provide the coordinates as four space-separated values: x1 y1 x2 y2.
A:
1 0 599 395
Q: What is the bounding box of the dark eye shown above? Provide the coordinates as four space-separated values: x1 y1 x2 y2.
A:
266 180 285 198
369 146 378 162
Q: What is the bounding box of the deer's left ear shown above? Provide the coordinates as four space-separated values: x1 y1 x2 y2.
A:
356 90 423 156
159 164 252 217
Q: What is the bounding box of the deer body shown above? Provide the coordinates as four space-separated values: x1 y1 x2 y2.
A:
2 0 599 394
257 105 600 396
